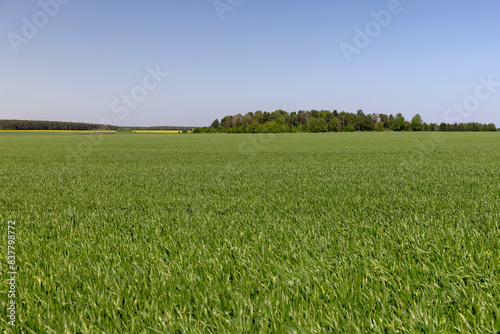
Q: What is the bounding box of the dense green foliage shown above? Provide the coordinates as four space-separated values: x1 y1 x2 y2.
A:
1 132 499 332
0 120 192 132
0 119 118 131
193 110 498 133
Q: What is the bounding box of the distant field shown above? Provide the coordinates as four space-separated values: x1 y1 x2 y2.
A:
1 132 499 332
0 130 116 133
0 130 189 133
132 130 190 133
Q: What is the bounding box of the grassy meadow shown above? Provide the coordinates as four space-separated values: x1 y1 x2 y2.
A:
1 132 499 333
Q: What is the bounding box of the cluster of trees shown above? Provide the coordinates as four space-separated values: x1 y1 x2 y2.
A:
3 115 496 133
193 110 497 133
0 120 118 131
0 120 194 132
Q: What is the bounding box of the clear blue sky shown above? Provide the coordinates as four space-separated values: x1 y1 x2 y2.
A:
1 0 499 127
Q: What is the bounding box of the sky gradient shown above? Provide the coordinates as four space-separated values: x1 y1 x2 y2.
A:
1 0 500 127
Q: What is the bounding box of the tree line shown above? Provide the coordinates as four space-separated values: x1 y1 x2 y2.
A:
193 110 497 133
0 119 118 131
0 120 193 131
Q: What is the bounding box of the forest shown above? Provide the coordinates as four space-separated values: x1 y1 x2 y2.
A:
0 120 191 131
0 119 118 131
193 110 497 133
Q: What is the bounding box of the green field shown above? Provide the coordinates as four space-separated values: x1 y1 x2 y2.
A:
1 132 499 333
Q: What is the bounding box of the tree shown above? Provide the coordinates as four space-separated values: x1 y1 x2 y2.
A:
287 112 297 127
328 117 342 132
343 113 358 129
232 114 243 127
296 111 307 125
410 114 423 131
220 116 233 129
361 115 375 131
200 110 496 134
388 114 395 130
253 111 264 124
309 117 327 132
356 110 366 131
379 114 389 129
318 110 331 121
344 124 356 132
262 111 271 123
393 113 406 131
241 114 252 127
487 123 496 131
271 109 287 121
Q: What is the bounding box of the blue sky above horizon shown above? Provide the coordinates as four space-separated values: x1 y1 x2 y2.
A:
1 0 499 127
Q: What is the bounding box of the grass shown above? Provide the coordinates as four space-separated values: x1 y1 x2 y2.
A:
1 132 499 333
